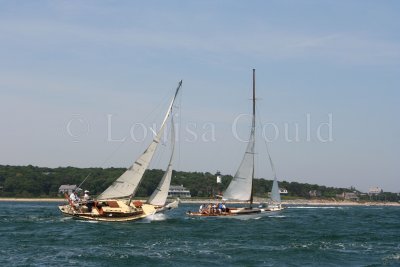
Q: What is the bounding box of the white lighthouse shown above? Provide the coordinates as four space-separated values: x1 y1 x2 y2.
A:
216 171 222 184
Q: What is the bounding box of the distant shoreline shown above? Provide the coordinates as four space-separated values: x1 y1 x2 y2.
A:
0 197 399 206
0 198 65 202
181 199 400 206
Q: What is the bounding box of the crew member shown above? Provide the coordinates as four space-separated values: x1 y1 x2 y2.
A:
69 191 80 203
83 190 90 201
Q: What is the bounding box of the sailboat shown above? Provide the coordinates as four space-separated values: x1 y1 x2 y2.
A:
59 81 182 222
187 69 283 217
262 128 284 212
265 176 284 211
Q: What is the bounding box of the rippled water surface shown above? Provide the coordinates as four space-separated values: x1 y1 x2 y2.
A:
0 202 399 266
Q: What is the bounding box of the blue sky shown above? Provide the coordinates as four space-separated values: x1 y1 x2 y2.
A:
0 0 399 192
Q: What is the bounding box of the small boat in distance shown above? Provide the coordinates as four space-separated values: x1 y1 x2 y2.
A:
187 69 283 217
264 176 284 211
59 81 182 222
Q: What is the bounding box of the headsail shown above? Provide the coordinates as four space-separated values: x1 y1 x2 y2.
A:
270 177 281 203
147 117 176 206
97 81 182 200
264 116 281 204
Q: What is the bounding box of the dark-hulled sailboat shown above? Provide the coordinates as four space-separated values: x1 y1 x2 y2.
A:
187 69 283 217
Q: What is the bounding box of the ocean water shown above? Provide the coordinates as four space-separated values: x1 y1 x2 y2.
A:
0 202 399 266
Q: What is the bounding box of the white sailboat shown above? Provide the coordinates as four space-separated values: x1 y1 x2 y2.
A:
59 81 182 222
266 176 283 211
187 69 283 217
263 132 284 211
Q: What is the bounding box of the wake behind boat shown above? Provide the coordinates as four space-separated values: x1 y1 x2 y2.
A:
187 69 284 218
59 81 182 222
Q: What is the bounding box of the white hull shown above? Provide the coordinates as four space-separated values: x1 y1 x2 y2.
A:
264 203 285 212
154 199 180 213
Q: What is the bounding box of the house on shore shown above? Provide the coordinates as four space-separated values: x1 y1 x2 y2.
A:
279 188 288 194
309 190 321 198
58 184 80 195
168 185 191 198
336 192 359 201
368 187 383 196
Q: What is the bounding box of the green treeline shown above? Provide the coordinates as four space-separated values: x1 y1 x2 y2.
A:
0 165 397 201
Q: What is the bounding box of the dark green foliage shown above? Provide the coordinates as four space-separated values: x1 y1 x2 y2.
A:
0 165 397 201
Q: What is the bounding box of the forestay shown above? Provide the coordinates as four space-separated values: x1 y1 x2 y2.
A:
97 81 182 200
147 117 176 206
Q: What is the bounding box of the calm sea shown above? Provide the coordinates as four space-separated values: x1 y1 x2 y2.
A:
0 201 399 266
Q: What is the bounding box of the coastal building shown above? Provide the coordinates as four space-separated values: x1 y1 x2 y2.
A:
336 192 359 201
268 188 287 197
309 190 321 198
168 185 191 198
368 187 383 196
216 171 222 184
58 184 80 195
279 188 288 194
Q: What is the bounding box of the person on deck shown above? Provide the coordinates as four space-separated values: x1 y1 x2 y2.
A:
83 190 90 201
69 191 80 203
83 190 93 212
221 202 227 212
212 203 217 214
217 203 223 213
199 204 203 213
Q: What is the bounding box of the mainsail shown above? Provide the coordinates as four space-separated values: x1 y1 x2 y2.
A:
222 123 255 201
147 117 176 206
97 81 182 200
223 69 256 202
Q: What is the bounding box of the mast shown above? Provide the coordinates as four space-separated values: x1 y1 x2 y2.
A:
97 80 182 201
250 69 256 206
222 70 256 203
127 80 182 205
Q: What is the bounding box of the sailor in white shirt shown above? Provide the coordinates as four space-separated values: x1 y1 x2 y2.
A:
69 191 80 203
83 190 90 201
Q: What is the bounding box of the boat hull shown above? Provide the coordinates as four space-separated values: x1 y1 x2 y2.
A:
153 199 180 213
186 207 278 218
59 200 157 222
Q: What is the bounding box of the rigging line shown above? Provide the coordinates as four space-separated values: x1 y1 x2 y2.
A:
140 85 174 124
255 105 277 180
151 85 180 171
81 83 179 192
101 88 171 171
150 117 170 171
103 83 176 170
175 83 183 172
129 86 175 161
127 82 182 204
77 173 91 191
128 105 176 205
